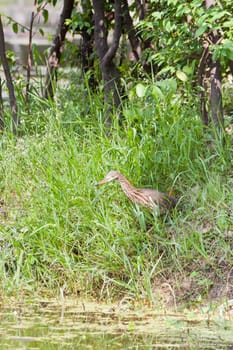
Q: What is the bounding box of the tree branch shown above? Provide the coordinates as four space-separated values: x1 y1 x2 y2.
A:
44 0 74 99
122 0 141 61
102 0 122 65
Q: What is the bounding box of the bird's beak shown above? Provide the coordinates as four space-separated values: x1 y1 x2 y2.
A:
95 179 107 186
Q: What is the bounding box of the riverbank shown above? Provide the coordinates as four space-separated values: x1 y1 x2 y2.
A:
0 74 232 307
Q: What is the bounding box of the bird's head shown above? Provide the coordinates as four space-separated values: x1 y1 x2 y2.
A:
96 171 121 186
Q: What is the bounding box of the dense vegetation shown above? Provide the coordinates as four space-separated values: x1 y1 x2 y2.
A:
0 0 232 306
0 75 232 305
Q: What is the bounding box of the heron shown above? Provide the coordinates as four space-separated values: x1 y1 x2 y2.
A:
96 170 178 211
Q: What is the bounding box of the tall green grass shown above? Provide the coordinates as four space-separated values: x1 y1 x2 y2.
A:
0 78 232 305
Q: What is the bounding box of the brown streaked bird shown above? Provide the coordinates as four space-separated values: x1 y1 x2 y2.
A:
96 171 178 211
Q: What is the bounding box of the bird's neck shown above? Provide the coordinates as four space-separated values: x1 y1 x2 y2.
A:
117 175 137 198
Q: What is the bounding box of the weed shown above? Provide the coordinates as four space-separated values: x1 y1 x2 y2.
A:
0 78 232 305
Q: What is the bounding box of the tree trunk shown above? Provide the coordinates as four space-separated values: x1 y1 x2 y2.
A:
135 0 146 21
206 1 223 129
198 44 210 126
228 60 233 76
80 0 96 89
93 0 122 120
122 0 141 61
25 2 36 103
0 16 18 133
197 0 224 129
209 50 223 129
44 0 74 99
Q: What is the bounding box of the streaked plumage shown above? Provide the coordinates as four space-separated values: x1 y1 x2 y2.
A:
96 170 178 211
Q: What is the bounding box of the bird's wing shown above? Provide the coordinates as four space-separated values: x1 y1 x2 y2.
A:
141 188 177 209
140 188 160 204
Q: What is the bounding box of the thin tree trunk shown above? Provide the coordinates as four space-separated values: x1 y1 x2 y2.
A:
93 0 122 119
228 60 233 76
206 0 224 129
80 0 96 89
122 0 141 61
122 0 157 73
209 57 223 129
44 0 74 99
198 44 210 125
25 0 36 103
135 0 146 20
197 0 224 130
0 16 18 133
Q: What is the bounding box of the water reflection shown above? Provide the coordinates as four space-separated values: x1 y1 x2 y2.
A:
0 298 233 349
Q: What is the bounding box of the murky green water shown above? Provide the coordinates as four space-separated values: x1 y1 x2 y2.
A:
0 298 233 349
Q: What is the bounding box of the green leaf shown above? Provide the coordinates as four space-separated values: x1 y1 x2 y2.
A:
135 83 147 98
223 48 233 60
12 22 18 34
223 20 233 28
213 40 233 61
176 70 188 82
151 85 164 100
195 24 208 38
157 66 175 76
163 19 175 33
210 11 227 22
39 28 44 37
183 64 194 75
65 19 72 26
151 11 163 20
42 9 49 24
155 78 177 93
221 39 233 49
192 0 203 7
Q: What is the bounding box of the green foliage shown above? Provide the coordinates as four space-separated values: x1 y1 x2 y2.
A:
0 77 232 304
12 22 18 33
137 0 233 77
213 39 233 65
42 9 49 24
1 0 57 40
65 6 93 35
